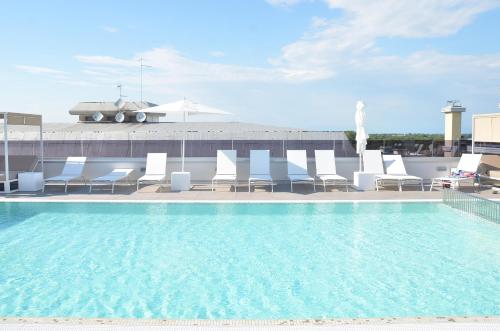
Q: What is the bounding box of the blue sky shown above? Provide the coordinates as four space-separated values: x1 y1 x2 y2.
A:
1 0 499 133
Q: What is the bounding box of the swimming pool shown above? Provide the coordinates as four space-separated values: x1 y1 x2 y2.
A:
0 201 498 320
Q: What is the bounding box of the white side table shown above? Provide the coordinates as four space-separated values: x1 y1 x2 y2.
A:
353 172 377 191
18 172 44 192
171 172 191 191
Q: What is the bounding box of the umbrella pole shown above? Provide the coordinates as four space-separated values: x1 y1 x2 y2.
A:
181 110 186 172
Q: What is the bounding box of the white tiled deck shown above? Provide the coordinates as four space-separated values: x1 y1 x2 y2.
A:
1 317 500 331
1 182 498 202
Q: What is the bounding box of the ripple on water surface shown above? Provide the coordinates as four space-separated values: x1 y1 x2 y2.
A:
0 202 499 319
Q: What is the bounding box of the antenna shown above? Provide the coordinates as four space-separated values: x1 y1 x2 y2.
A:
140 57 153 109
117 83 127 99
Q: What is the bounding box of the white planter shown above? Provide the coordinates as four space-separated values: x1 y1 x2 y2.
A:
18 172 44 192
171 172 191 191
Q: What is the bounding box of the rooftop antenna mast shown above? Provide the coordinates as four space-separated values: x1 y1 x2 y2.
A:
140 57 153 109
117 83 127 99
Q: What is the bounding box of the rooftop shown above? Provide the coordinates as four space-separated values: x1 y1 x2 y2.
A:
1 122 348 141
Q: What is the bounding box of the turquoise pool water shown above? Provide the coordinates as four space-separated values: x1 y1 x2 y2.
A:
0 202 499 319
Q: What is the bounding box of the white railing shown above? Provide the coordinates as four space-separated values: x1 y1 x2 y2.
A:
443 189 500 224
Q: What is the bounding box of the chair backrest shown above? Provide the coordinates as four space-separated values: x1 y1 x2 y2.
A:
216 150 237 175
383 155 408 175
61 157 86 177
287 150 308 175
315 150 337 175
456 154 483 173
362 150 384 174
250 150 270 175
145 153 167 176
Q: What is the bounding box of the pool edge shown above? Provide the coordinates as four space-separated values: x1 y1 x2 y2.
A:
1 316 499 327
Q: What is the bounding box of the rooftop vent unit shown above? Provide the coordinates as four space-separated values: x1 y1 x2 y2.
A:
92 112 104 122
115 112 125 123
136 112 146 123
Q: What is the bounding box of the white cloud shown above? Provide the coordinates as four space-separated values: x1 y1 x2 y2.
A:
102 26 119 33
76 48 296 84
311 16 329 28
75 55 137 67
266 0 307 7
15 65 66 76
19 1 500 93
210 50 226 58
272 0 500 80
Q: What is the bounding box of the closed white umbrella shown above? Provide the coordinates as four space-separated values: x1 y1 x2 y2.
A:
355 100 368 172
137 99 231 171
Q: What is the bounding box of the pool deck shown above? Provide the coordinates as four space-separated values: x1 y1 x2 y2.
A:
1 316 500 330
1 183 498 202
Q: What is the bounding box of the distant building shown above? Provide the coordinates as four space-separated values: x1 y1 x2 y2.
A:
0 101 354 158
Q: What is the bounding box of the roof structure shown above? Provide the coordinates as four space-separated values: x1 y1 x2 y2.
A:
0 122 348 141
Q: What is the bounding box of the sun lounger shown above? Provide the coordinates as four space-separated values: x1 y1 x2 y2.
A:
362 150 385 174
212 150 237 191
248 150 273 192
375 155 424 191
136 153 167 190
89 168 134 193
430 154 483 191
43 157 87 192
287 150 315 192
314 150 348 192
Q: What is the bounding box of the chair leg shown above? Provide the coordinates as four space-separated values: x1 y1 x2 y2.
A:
89 183 92 193
398 181 402 192
64 182 68 193
136 181 140 191
42 183 45 193
248 180 251 192
290 181 293 192
323 180 326 192
345 180 349 192
212 180 215 192
430 180 435 192
421 180 424 191
271 181 274 192
112 183 115 194
375 179 379 191
313 181 316 192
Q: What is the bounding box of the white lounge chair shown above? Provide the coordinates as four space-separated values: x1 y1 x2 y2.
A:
248 150 273 192
89 168 134 193
430 154 483 191
136 153 167 190
43 157 87 193
362 150 385 175
212 150 237 191
287 150 315 192
375 155 424 191
314 150 348 192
